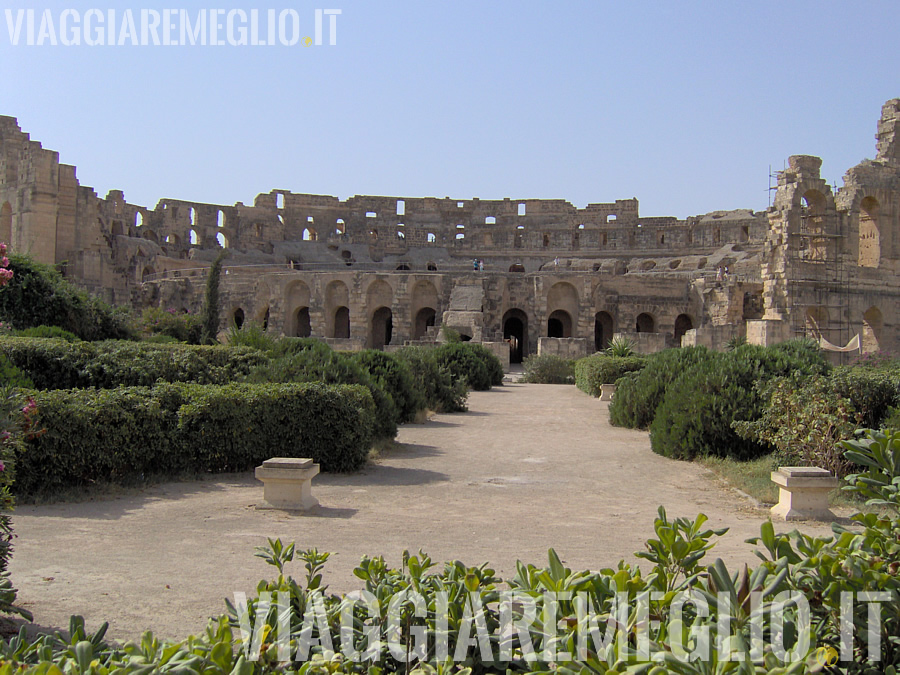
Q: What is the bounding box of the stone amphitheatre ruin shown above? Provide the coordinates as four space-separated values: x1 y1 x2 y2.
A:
0 100 897 364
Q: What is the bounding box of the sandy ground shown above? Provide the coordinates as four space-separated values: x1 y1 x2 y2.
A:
9 382 846 641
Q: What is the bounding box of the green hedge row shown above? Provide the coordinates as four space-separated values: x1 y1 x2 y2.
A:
574 354 646 396
0 338 268 389
16 382 375 498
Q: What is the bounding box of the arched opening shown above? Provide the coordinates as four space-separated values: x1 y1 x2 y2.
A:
509 263 525 273
426 261 437 271
294 307 311 338
1 202 12 244
370 306 393 349
862 306 883 353
635 313 655 333
217 210 225 228
189 229 199 245
111 221 123 236
216 232 228 248
858 196 880 268
413 307 436 340
336 219 346 235
233 308 245 329
503 309 528 364
302 228 317 241
543 233 550 248
594 311 614 351
135 212 144 228
141 266 155 282
427 232 436 243
333 306 350 338
547 310 572 338
673 314 694 346
396 263 410 271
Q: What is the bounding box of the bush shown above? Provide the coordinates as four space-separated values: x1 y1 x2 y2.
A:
574 354 645 396
141 307 203 344
13 325 80 342
351 350 424 423
733 366 899 476
433 342 503 391
520 354 575 384
16 382 375 498
393 346 467 413
648 342 830 462
609 347 713 428
0 254 135 341
250 347 399 440
0 337 268 390
228 322 276 353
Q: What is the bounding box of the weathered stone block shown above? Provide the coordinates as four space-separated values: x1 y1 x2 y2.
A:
255 457 320 512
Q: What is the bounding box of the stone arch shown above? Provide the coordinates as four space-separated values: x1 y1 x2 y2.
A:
546 282 579 326
547 309 572 338
325 280 350 338
232 308 245 329
294 307 311 338
635 312 655 333
673 313 694 346
140 265 155 282
0 201 12 244
366 278 393 310
862 306 883 353
411 280 438 340
285 280 311 335
302 227 317 241
509 263 525 273
144 229 159 243
503 308 529 363
370 306 393 349
858 196 880 268
413 307 436 340
594 311 614 351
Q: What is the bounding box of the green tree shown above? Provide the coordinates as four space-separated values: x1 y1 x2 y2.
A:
200 250 229 345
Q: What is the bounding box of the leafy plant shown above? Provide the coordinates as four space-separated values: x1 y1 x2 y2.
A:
228 321 277 353
520 353 574 384
394 346 468 413
433 342 503 391
140 307 202 344
604 335 636 357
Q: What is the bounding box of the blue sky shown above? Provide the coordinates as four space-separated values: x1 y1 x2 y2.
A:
2 1 899 219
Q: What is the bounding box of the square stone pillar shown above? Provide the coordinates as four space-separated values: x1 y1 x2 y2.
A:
255 457 320 511
770 467 839 521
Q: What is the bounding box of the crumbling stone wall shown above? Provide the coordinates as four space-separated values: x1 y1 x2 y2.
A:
1 100 897 356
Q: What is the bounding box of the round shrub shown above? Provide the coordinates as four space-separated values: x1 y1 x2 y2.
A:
608 347 713 429
351 350 424 423
394 346 467 413
433 343 503 391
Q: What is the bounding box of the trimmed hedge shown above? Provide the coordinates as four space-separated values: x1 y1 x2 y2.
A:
0 338 268 390
16 382 375 498
248 346 399 440
574 354 646 396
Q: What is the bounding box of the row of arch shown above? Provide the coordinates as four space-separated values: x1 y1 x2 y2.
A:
798 189 885 268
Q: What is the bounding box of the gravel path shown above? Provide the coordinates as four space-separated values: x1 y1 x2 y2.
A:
9 383 841 641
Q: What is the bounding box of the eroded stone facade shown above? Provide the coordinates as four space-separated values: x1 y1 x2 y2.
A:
1 101 898 359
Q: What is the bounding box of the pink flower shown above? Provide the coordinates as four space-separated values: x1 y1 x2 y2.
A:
0 462 5 473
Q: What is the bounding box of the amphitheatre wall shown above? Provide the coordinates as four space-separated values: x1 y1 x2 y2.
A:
1 100 898 357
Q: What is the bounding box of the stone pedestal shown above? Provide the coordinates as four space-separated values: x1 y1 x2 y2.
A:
255 457 320 511
770 467 839 521
599 384 616 401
